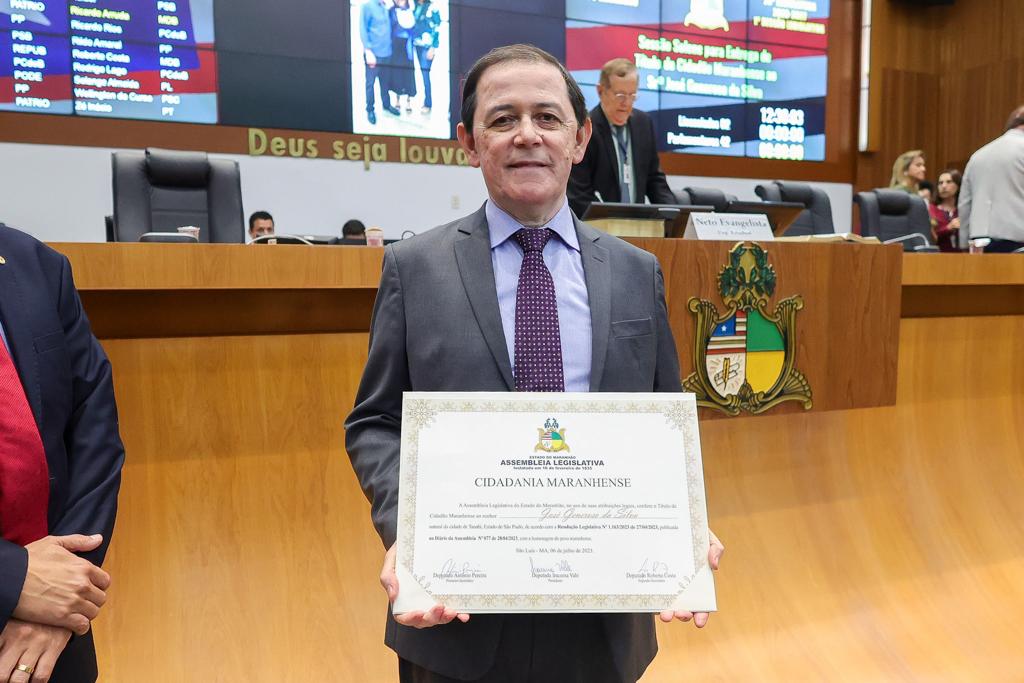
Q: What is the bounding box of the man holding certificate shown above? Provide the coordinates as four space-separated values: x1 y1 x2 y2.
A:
345 44 724 683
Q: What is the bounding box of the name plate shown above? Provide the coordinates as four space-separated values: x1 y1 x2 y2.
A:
683 212 774 241
393 392 716 614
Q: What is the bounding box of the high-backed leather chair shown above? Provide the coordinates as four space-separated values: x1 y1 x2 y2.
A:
854 189 933 250
111 148 244 243
678 187 737 212
755 180 835 236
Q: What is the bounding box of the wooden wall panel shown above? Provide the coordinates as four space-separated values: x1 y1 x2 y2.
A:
857 67 939 192
859 0 1024 189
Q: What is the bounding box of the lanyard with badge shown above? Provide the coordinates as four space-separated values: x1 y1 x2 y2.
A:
614 126 633 200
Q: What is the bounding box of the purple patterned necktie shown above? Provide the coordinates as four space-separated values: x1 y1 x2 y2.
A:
513 227 565 392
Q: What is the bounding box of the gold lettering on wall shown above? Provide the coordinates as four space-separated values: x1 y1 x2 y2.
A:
248 128 468 171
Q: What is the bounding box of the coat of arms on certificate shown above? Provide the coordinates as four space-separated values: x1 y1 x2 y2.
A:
534 418 569 453
683 241 812 416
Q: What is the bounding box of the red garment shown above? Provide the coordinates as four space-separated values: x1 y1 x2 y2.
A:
929 203 961 252
0 339 49 545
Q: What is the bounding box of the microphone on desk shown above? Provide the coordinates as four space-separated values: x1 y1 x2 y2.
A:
594 191 604 203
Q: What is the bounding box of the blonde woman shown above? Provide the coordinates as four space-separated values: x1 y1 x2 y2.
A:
889 149 926 193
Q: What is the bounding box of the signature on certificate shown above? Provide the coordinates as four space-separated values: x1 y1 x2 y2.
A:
626 558 676 581
538 506 638 522
529 556 575 577
639 558 671 576
435 558 486 580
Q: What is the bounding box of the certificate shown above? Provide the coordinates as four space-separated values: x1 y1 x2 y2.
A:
393 392 716 614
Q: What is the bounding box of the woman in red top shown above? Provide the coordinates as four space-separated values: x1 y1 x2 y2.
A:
929 169 962 252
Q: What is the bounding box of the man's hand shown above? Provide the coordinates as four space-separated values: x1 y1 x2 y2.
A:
365 49 377 67
13 535 110 636
659 529 724 628
0 619 71 683
380 544 470 629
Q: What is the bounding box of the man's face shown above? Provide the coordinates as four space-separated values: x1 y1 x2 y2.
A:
456 61 591 225
250 219 274 239
597 73 639 127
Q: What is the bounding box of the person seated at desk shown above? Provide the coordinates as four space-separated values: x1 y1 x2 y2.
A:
248 211 275 241
568 58 675 218
342 219 367 243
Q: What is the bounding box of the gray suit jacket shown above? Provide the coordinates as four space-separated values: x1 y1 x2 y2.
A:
345 204 682 681
959 128 1024 245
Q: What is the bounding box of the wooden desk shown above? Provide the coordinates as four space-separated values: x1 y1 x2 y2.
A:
58 242 383 337
901 252 1024 317
49 242 1024 681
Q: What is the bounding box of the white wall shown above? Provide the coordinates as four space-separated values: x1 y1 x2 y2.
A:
0 141 851 242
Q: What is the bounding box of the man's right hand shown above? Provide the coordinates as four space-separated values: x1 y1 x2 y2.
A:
365 49 377 67
380 544 470 629
12 535 110 636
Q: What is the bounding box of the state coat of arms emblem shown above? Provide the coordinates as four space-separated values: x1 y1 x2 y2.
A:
534 418 569 453
683 242 812 416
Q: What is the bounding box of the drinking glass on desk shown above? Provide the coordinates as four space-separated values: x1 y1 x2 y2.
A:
365 227 384 246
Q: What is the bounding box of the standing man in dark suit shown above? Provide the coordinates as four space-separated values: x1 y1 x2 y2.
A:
568 58 676 218
0 224 124 683
345 45 723 683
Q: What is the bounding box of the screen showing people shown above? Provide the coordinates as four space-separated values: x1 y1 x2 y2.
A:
1 0 830 162
350 0 450 139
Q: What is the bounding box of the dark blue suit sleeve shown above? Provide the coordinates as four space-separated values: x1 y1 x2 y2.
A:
0 542 29 630
47 255 125 568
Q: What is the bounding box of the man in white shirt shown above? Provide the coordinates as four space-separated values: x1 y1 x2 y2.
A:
959 105 1024 252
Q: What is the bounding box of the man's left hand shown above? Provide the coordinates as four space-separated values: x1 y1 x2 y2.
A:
658 528 724 628
0 619 72 683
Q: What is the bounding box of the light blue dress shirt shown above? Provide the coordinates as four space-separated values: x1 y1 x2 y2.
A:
487 199 593 392
0 319 8 355
360 0 393 58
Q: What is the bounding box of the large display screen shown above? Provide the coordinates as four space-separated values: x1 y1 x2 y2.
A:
1 0 829 160
2 0 217 122
566 0 828 161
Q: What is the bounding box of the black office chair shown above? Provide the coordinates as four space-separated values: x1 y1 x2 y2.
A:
111 147 244 243
669 190 692 206
677 187 737 212
755 180 835 236
854 189 934 251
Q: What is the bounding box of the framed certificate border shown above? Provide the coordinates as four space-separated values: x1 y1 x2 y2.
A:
394 392 714 613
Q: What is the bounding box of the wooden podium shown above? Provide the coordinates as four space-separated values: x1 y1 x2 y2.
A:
50 241 1024 681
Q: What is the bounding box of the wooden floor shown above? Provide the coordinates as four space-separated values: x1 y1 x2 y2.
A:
91 313 1024 681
